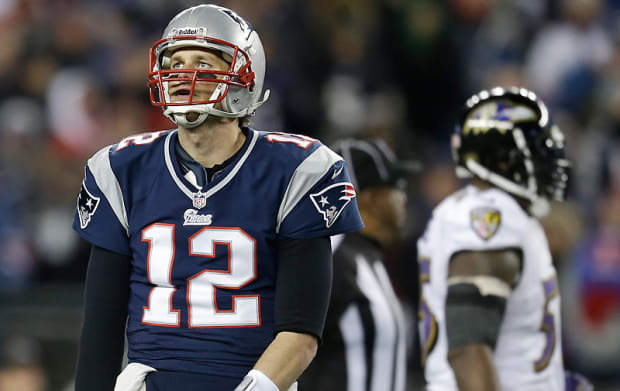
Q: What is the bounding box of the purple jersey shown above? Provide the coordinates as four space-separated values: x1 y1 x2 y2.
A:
73 128 363 380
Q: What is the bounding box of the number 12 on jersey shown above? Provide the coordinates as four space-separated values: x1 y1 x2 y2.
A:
141 223 260 328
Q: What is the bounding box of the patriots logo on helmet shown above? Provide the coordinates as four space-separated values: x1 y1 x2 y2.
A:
310 182 356 228
221 7 254 35
77 182 100 229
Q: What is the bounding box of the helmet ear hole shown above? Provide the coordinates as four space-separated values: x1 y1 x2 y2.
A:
152 84 162 104
161 56 170 69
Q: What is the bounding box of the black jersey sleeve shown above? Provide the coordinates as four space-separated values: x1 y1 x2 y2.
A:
274 237 332 342
75 244 131 391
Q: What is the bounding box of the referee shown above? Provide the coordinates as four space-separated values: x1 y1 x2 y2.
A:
299 138 418 391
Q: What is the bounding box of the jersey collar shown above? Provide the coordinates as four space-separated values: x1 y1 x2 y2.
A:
163 128 258 203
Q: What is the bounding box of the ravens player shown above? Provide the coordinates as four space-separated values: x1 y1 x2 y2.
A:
73 5 363 391
417 87 575 390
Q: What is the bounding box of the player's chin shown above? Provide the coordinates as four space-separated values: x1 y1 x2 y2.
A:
169 91 213 104
170 97 190 104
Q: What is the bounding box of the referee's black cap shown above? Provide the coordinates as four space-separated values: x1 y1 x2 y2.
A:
331 138 421 191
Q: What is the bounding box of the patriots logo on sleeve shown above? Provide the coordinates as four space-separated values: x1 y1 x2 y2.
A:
77 182 100 229
310 182 356 228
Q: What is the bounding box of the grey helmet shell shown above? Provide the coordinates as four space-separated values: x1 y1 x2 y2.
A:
150 5 269 127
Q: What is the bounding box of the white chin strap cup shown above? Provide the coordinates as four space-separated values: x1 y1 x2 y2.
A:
172 112 208 129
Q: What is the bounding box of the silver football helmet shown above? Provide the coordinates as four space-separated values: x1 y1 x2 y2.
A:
148 5 270 128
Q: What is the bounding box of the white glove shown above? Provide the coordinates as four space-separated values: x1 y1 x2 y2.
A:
114 362 156 391
233 369 300 391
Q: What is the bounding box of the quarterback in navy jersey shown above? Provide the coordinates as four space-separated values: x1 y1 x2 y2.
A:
72 5 363 391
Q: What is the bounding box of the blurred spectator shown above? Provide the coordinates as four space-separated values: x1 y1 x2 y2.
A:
46 68 110 157
0 0 18 22
0 336 47 391
573 41 620 218
562 188 620 384
525 0 613 107
0 97 39 293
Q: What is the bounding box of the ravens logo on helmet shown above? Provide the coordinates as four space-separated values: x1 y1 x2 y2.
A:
452 87 571 217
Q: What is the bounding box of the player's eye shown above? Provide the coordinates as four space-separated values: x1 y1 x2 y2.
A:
198 62 211 69
171 62 183 69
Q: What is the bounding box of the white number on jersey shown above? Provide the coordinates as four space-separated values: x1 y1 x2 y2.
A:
142 223 179 326
116 131 167 151
265 132 317 149
141 224 259 328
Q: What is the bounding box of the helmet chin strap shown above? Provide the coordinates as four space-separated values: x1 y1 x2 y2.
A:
465 159 550 218
205 89 270 118
165 82 227 129
164 87 271 128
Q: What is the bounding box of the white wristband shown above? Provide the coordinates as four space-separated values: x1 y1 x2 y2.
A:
234 369 279 391
114 362 156 391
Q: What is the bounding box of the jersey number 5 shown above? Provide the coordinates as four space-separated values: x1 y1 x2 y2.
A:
141 224 260 328
534 276 558 371
418 256 438 366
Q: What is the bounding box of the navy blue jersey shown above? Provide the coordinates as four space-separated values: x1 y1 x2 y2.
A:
73 128 363 380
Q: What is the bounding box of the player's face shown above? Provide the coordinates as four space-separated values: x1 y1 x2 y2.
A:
167 48 230 104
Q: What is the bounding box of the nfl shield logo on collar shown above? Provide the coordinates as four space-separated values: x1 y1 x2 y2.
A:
193 191 207 209
310 182 356 228
470 207 501 240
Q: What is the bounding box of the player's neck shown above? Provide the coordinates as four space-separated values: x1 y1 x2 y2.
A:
469 178 494 190
177 117 245 168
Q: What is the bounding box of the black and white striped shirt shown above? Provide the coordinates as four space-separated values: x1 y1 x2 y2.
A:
299 233 407 391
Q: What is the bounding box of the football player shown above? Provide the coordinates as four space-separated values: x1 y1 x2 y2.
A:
72 5 363 391
417 87 573 390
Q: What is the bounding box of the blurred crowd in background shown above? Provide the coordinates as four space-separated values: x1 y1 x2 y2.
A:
0 0 619 389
